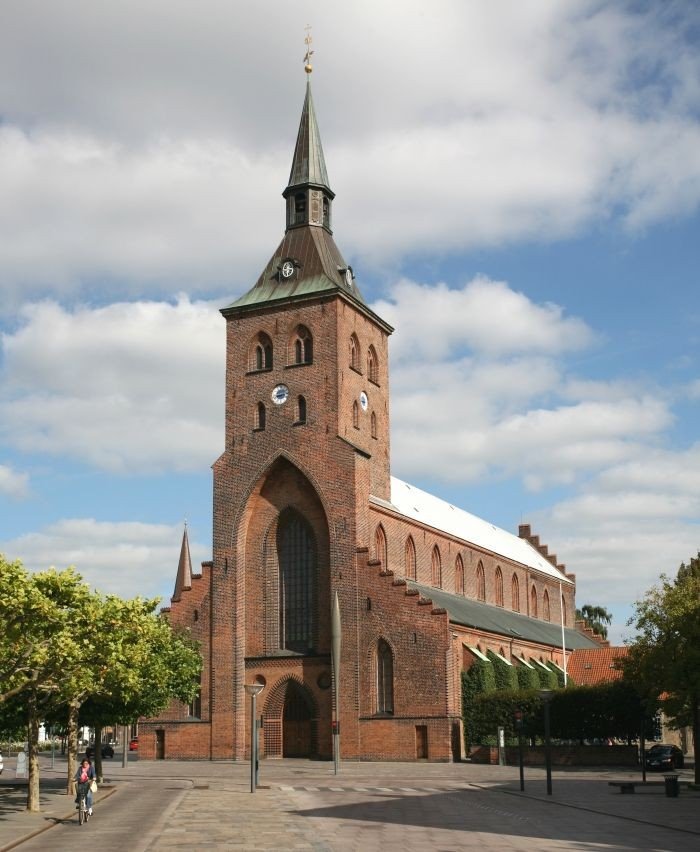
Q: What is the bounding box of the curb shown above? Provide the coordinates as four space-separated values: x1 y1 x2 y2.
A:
0 786 119 852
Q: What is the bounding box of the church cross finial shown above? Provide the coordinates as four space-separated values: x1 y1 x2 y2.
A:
304 25 314 74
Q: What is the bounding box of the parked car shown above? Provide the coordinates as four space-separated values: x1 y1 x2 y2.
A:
645 744 684 770
85 743 115 759
129 737 139 751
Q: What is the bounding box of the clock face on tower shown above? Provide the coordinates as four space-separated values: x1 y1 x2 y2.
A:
359 391 368 412
280 260 295 279
271 384 290 405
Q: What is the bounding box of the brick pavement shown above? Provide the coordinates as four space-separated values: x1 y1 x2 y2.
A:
1 755 698 851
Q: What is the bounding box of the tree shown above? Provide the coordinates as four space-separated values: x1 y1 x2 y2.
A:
623 559 700 784
0 557 95 810
79 595 201 780
575 604 613 639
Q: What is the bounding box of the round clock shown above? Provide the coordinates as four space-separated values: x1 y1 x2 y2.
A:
271 384 290 405
344 267 353 288
281 260 295 279
359 391 368 412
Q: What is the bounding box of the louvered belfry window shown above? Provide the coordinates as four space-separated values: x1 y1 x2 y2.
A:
278 511 316 652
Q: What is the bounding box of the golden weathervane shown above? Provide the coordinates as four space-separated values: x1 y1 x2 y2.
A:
304 24 314 74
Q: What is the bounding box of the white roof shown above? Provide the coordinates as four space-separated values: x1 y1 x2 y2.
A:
370 476 572 586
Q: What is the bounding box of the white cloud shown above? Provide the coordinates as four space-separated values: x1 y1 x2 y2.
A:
0 518 207 602
1 297 225 473
0 2 699 300
0 463 29 499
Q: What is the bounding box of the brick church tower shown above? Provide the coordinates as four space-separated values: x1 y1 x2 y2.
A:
141 71 594 763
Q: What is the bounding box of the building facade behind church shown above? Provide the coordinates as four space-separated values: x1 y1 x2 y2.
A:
140 79 599 762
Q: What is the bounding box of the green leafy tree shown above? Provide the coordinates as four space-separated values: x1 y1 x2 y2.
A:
623 559 700 783
486 651 518 691
575 604 613 640
461 659 496 749
0 557 95 811
79 595 201 780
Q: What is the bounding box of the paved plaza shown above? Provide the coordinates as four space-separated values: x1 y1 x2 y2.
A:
1 754 698 851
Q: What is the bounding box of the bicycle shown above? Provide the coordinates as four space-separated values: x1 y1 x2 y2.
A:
76 780 91 825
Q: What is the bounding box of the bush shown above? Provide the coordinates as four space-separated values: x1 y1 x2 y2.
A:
516 664 540 691
535 665 558 691
461 659 496 748
487 651 518 691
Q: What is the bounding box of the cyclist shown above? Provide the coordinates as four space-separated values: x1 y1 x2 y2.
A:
74 758 96 817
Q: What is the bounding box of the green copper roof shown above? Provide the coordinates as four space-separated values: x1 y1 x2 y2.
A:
287 81 331 193
409 582 600 650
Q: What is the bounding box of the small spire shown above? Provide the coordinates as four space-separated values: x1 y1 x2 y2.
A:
172 523 193 603
304 24 314 74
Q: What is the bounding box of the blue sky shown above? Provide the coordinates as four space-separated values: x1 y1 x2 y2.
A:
1 1 699 643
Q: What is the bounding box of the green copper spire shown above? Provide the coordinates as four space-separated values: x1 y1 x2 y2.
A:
286 80 332 194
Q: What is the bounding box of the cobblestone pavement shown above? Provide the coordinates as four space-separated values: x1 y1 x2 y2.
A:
1 756 698 851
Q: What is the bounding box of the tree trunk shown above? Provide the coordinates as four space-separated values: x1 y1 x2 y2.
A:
66 699 80 797
26 690 41 813
94 722 103 782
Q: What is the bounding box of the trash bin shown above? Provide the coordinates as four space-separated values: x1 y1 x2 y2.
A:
663 774 679 797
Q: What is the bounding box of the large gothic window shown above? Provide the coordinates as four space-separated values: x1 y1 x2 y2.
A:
278 511 316 653
495 567 504 606
543 589 551 622
376 639 394 715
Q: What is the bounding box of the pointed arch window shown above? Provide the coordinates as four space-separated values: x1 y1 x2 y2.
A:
322 195 330 228
543 589 551 622
248 332 273 372
495 567 504 607
367 345 379 384
350 334 361 372
431 546 442 588
278 511 317 653
254 402 266 431
405 536 416 580
561 594 567 626
295 395 307 425
370 411 377 439
455 555 464 595
291 325 313 365
375 524 387 569
476 562 485 601
352 400 359 429
376 639 394 715
530 586 538 618
512 573 520 612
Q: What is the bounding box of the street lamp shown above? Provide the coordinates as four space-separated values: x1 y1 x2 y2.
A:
539 689 553 795
244 683 264 794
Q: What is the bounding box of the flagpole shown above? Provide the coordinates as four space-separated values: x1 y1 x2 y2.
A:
559 581 568 686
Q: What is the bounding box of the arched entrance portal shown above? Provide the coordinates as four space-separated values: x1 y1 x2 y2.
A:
263 677 319 759
283 680 313 757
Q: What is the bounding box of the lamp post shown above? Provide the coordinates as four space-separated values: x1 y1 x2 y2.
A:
539 689 553 795
244 683 264 793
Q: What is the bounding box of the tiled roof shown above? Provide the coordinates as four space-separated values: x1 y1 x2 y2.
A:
408 582 599 650
567 646 629 685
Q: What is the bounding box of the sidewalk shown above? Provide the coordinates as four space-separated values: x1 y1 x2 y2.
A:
1 756 698 851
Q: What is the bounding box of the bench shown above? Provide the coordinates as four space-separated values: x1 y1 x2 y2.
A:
608 778 690 795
